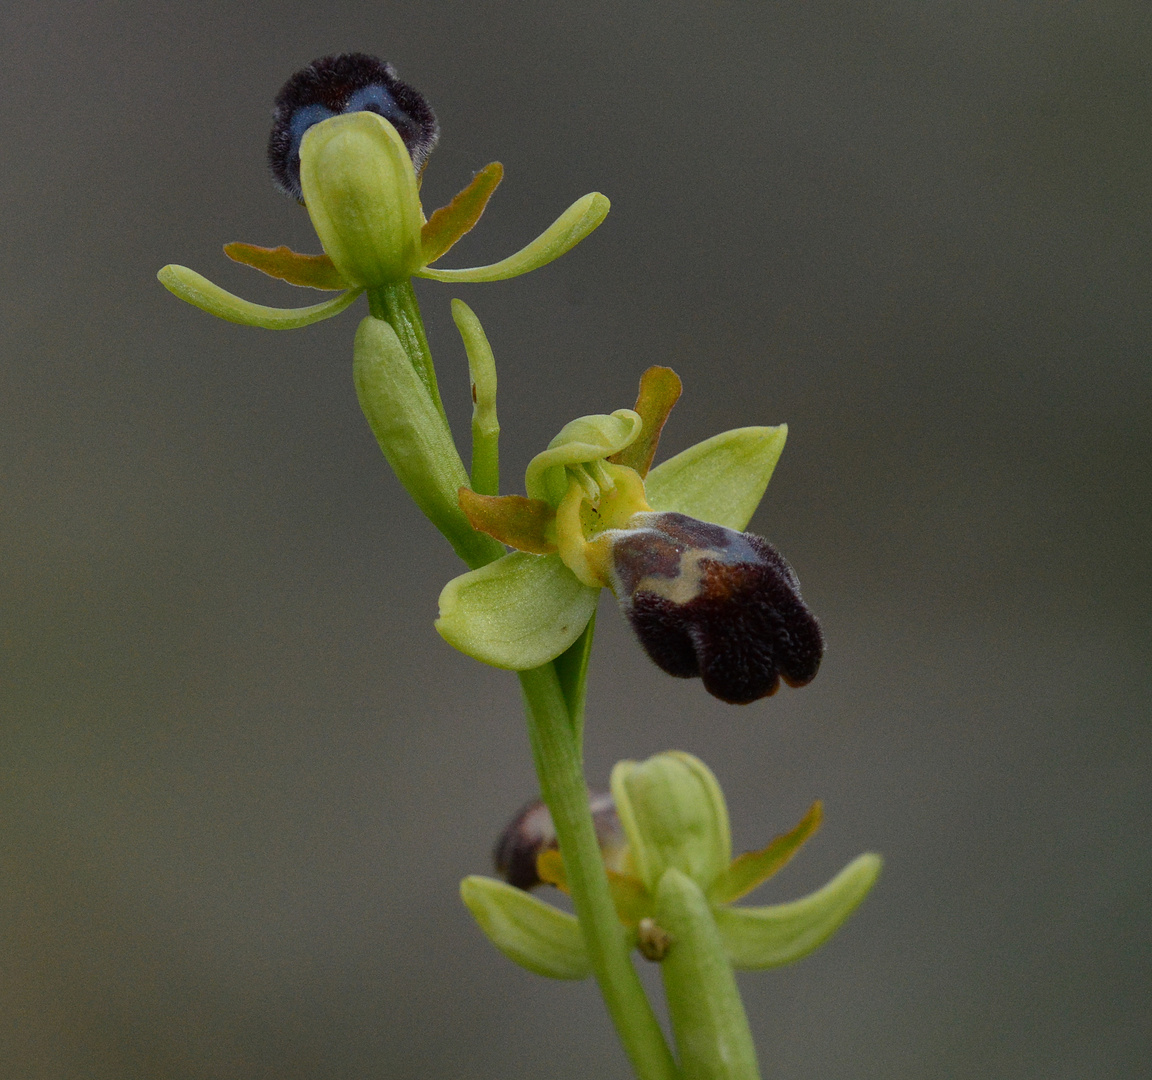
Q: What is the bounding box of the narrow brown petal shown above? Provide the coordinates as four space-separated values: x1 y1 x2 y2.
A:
458 487 557 554
708 801 823 905
421 162 504 265
223 243 349 290
609 366 682 478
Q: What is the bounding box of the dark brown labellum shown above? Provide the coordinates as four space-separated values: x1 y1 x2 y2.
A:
609 512 824 705
493 792 621 891
268 53 439 201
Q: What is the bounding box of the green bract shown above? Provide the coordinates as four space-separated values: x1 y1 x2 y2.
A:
158 112 610 327
435 421 788 670
463 751 881 983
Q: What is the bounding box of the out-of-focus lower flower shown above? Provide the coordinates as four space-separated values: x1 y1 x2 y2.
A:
461 752 881 978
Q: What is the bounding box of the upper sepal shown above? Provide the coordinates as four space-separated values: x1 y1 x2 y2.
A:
611 752 732 896
300 111 425 286
714 853 882 970
525 410 642 506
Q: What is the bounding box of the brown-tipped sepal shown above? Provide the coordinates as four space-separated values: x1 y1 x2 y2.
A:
608 512 823 705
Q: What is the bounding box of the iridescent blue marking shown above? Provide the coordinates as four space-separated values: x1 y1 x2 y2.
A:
288 103 336 162
345 84 402 119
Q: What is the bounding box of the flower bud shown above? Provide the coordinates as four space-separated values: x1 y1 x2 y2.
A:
268 53 439 201
607 511 823 705
494 792 624 891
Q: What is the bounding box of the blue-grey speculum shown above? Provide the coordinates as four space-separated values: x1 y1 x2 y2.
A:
267 53 440 201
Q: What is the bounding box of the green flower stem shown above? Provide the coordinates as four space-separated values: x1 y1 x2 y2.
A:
518 662 679 1080
655 870 760 1080
361 285 676 1079
368 281 448 426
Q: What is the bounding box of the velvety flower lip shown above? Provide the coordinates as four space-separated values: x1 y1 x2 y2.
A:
495 792 624 891
608 512 823 705
268 53 439 201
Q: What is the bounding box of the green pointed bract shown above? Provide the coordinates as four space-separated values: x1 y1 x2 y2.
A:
645 425 788 531
460 876 590 980
436 552 598 669
300 112 424 287
157 265 362 328
354 316 503 569
612 753 732 896
714 853 882 970
655 869 761 1080
452 299 501 497
415 192 610 282
525 410 643 506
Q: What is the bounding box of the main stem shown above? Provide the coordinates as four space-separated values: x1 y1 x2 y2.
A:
373 280 677 1080
519 663 679 1080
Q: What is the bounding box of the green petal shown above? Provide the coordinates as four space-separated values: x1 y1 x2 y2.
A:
715 853 882 970
644 425 788 531
414 192 610 282
158 265 361 328
435 552 599 670
460 876 590 980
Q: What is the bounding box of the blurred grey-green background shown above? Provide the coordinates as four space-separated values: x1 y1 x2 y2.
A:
2 2 1149 1077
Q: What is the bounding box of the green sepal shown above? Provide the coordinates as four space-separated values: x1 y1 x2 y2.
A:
436 552 598 669
708 801 823 906
300 112 424 287
353 316 503 569
422 163 504 266
460 875 590 980
645 425 788 531
714 853 882 970
611 752 732 896
525 410 643 506
655 868 761 1080
157 265 362 328
414 192 610 282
